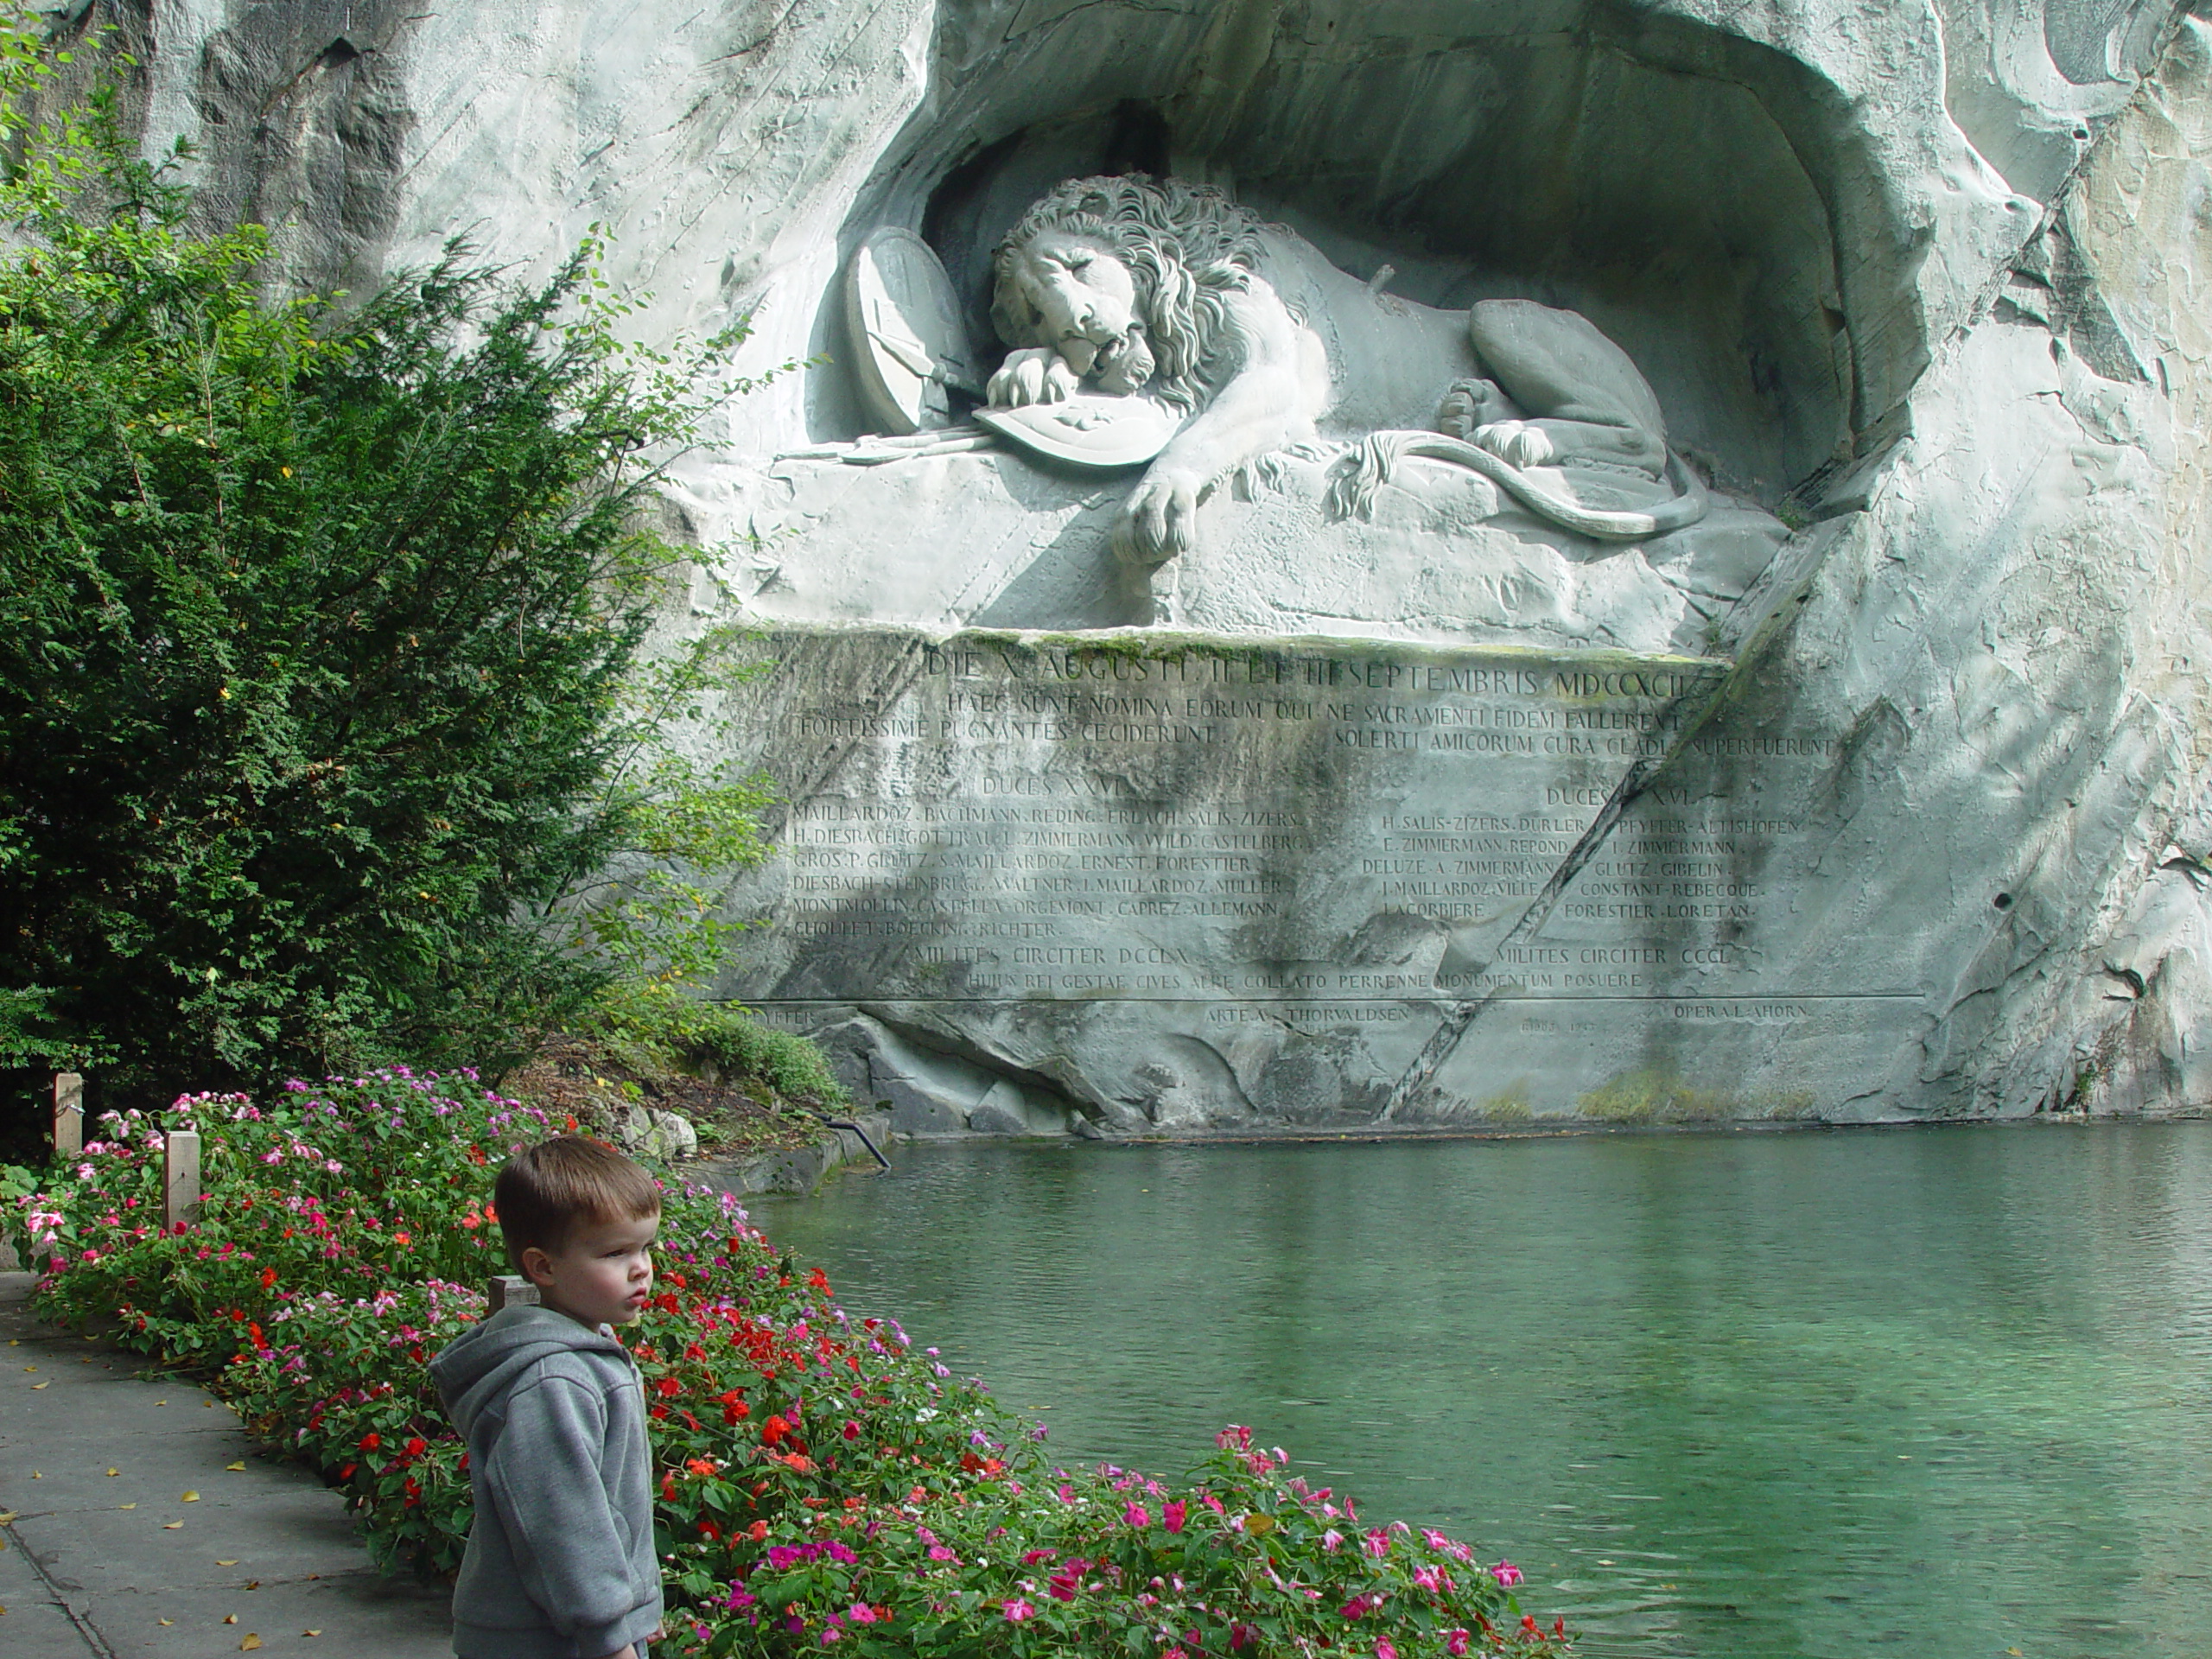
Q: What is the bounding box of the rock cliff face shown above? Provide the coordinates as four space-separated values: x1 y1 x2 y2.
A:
95 0 2212 1129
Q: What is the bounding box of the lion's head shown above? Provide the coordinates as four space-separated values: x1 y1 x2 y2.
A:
991 174 1263 414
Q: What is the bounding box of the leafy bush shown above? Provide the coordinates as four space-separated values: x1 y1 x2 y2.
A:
0 12 773 1116
577 980 849 1107
10 1077 1566 1657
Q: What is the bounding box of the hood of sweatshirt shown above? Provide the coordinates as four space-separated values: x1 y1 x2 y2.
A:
431 1304 632 1440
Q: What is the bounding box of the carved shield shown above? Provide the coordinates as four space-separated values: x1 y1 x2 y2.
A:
843 228 983 435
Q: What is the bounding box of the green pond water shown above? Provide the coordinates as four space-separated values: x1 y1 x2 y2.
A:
754 1121 2212 1659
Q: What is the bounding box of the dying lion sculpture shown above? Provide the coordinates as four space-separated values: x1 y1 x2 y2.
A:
986 174 1708 565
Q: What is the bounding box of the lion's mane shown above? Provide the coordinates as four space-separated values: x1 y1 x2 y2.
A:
991 174 1263 414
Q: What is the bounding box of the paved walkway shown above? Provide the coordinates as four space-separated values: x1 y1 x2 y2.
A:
0 1272 453 1657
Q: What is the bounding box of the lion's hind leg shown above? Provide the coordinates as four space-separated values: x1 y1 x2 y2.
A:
1437 378 1520 441
1467 299 1669 477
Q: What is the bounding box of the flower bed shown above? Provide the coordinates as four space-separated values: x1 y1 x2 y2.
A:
9 1073 1568 1657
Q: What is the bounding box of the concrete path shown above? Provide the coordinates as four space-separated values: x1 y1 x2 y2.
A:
0 1272 453 1657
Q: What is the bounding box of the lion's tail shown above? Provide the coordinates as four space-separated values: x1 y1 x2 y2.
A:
1325 431 1709 543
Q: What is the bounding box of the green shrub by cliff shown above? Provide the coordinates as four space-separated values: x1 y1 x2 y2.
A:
0 11 766 1120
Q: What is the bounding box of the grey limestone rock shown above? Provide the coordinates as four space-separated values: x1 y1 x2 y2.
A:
104 0 2212 1126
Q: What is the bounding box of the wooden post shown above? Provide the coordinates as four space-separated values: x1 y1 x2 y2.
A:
52 1072 83 1157
487 1274 539 1313
162 1128 201 1230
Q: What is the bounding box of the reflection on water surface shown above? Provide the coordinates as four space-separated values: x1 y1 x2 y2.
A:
758 1122 2212 1658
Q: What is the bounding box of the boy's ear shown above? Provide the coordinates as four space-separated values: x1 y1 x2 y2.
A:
519 1244 556 1288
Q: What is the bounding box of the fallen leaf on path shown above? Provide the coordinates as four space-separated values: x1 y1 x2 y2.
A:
216 1560 238 1567
29 1382 47 1389
105 1468 118 1477
20 1366 32 1372
244 1580 260 1590
181 1491 200 1502
225 1461 245 1471
0 1511 16 1522
303 1629 321 1637
160 1618 173 1626
162 1522 182 1529
224 1613 237 1624
118 1503 136 1510
240 1637 262 1652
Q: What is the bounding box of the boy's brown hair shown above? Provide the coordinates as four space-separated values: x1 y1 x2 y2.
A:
493 1136 662 1271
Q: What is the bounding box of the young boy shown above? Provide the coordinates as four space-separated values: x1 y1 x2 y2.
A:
431 1136 665 1659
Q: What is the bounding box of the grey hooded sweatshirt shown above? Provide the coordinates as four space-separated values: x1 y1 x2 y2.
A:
431 1305 663 1659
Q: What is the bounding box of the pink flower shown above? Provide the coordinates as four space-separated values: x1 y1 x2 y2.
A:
1123 1502 1150 1528
1322 1529 1344 1553
1493 1560 1522 1587
1003 1599 1036 1623
1445 1630 1471 1657
928 1546 958 1562
1163 1499 1187 1534
848 1605 877 1624
1422 1528 1451 1552
1376 1641 1398 1659
1363 1529 1390 1559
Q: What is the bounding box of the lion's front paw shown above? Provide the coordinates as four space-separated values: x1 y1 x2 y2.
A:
1113 470 1201 566
988 346 1084 407
1472 419 1555 469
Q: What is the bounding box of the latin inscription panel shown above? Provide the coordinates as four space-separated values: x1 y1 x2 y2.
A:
712 632 1919 1128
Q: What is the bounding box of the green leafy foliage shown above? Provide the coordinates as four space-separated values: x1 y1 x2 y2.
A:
14 1078 1566 1657
577 980 849 1107
0 10 776 1113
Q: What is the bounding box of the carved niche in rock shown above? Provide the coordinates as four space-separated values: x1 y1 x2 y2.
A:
841 174 1729 575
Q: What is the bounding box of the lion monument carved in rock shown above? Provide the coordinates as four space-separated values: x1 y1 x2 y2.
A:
983 173 1709 566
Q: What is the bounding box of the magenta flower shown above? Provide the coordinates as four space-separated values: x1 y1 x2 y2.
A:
1376 1641 1398 1659
1163 1499 1187 1534
1123 1502 1150 1528
1493 1560 1523 1587
927 1545 958 1562
848 1605 877 1624
1003 1599 1036 1623
1322 1529 1344 1553
1445 1630 1471 1657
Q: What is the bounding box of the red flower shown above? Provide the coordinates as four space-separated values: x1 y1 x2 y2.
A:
404 1437 428 1458
359 1432 381 1452
747 1520 769 1541
259 1267 277 1288
842 1421 860 1440
654 1376 680 1397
